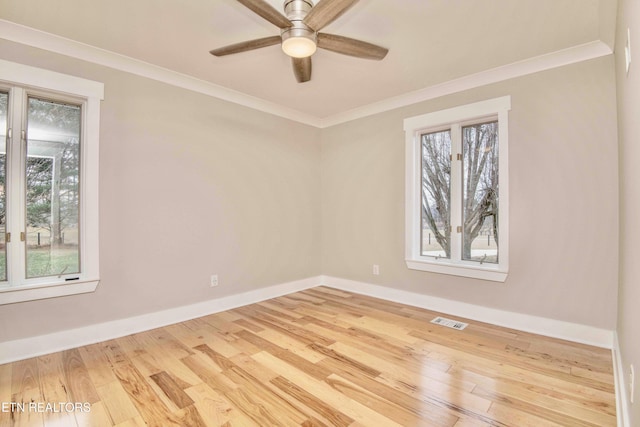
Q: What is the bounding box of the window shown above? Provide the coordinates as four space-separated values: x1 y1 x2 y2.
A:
0 59 103 304
404 97 510 281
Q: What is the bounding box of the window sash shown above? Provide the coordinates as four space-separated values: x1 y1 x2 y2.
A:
25 95 82 280
0 91 8 282
461 120 499 265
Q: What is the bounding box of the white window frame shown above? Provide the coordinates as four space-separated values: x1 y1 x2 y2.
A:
404 96 510 282
0 59 103 304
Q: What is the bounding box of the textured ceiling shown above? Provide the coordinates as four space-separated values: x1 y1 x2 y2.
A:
0 0 614 119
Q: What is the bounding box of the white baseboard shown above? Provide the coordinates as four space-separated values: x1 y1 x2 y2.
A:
0 276 321 364
1 275 616 364
321 276 615 349
613 332 631 427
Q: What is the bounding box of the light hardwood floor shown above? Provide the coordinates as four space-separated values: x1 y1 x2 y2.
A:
0 287 616 426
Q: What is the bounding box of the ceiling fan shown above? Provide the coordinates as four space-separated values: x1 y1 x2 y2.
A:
209 0 389 83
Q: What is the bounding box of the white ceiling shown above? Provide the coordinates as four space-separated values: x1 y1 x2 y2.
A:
0 0 616 123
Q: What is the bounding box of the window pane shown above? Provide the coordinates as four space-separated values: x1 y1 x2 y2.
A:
0 92 7 281
421 130 451 258
26 97 81 278
462 121 498 264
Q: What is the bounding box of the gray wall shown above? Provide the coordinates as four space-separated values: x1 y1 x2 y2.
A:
321 56 619 330
0 39 322 342
616 0 640 422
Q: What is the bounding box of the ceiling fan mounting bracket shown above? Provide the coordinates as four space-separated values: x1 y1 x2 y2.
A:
284 0 314 22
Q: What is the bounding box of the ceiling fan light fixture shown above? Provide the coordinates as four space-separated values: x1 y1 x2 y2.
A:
281 22 317 58
282 36 316 58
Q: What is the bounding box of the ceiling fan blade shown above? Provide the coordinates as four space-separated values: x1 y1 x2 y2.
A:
303 0 359 31
292 56 312 83
236 0 292 29
317 33 388 60
210 35 282 56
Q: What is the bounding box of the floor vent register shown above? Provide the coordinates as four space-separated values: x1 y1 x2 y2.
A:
430 316 469 330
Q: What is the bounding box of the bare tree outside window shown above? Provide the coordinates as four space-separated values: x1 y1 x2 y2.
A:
462 122 499 263
421 130 451 258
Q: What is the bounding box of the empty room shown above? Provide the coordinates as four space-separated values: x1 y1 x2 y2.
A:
0 0 638 425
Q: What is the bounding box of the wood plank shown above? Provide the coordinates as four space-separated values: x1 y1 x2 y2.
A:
79 343 119 388
129 351 200 388
319 357 482 426
234 305 335 347
8 358 43 427
94 339 132 369
180 354 236 394
255 328 327 363
429 343 616 402
62 348 101 404
113 415 148 427
37 353 79 427
96 380 142 425
473 385 607 427
322 341 490 414
270 375 354 427
486 401 567 427
234 329 332 380
113 363 183 427
194 344 310 426
300 310 420 359
175 404 208 427
0 363 12 427
74 401 114 427
308 343 380 377
201 312 246 334
252 350 405 427
233 318 264 333
150 371 195 409
328 373 450 426
408 328 613 393
10 358 39 395
164 322 209 348
184 382 238 427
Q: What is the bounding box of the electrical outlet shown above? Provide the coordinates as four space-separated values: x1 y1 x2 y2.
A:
631 364 635 404
210 274 219 287
373 264 380 275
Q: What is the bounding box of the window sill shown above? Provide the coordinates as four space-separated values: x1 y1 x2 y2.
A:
406 259 507 282
0 279 100 305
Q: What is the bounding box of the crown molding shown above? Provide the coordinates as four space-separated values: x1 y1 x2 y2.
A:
318 40 613 127
0 19 612 129
0 19 323 127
